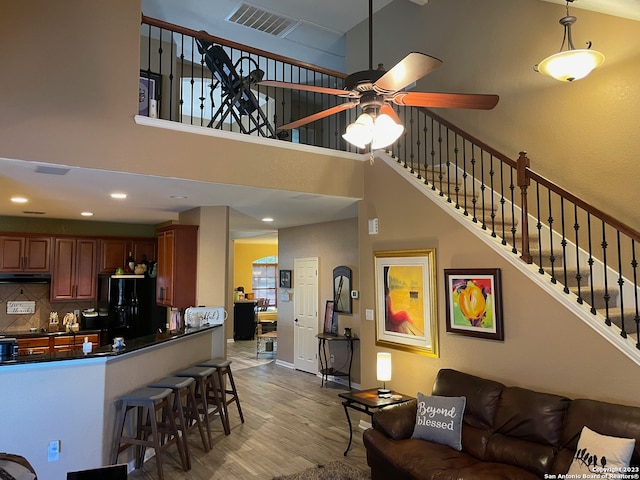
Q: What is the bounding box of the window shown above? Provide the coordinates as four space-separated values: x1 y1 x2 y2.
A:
252 256 278 308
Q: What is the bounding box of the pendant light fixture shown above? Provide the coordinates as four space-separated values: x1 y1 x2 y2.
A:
534 0 604 82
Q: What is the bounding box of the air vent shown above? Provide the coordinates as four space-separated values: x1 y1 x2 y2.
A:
35 165 70 175
227 3 299 37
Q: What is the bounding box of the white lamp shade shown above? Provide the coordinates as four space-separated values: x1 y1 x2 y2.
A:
376 352 392 382
536 48 605 82
371 113 404 149
342 113 374 149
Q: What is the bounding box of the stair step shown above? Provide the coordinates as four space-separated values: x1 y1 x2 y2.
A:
570 286 619 310
604 308 639 334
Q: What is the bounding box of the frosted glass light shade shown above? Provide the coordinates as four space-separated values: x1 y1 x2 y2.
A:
371 113 405 149
376 352 392 382
342 113 374 149
536 48 605 82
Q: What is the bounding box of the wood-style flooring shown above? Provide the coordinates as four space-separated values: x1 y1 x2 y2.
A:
126 340 370 479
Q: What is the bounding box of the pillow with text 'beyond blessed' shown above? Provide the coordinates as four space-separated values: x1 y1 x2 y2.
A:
411 393 466 451
567 426 636 479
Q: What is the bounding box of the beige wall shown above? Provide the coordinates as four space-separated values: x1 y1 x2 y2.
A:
358 159 639 406
277 218 360 379
347 0 640 232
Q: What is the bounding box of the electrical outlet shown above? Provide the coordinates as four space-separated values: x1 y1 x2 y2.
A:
48 440 60 462
330 354 335 363
74 309 80 318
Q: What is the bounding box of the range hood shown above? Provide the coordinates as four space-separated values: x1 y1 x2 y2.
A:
0 273 51 284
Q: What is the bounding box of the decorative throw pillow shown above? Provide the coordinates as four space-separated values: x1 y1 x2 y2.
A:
567 426 636 478
411 393 466 451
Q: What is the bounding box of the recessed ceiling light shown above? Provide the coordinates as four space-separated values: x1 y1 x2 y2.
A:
170 195 187 199
262 217 274 222
11 196 28 203
110 193 127 199
81 212 94 217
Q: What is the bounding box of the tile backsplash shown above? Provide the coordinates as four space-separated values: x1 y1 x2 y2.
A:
0 283 93 333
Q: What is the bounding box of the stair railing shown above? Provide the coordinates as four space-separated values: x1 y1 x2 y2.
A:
389 106 640 348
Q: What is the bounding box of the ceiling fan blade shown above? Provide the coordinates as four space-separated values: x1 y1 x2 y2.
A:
392 92 499 110
278 102 357 130
258 80 350 97
380 103 402 124
374 52 443 93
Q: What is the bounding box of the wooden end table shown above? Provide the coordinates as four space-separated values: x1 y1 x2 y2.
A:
338 388 415 455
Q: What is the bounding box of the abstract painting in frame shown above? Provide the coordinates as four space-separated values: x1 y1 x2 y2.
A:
444 268 504 340
374 249 438 357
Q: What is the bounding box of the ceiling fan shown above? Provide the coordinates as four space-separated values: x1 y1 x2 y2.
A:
259 0 499 150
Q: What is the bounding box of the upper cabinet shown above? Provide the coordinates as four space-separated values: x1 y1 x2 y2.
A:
156 225 198 308
0 235 51 273
51 237 98 301
98 237 157 273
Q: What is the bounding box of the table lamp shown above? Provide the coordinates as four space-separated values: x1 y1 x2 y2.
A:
377 352 392 398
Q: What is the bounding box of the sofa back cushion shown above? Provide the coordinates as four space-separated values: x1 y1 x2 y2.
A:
485 386 570 476
432 369 504 459
551 398 640 474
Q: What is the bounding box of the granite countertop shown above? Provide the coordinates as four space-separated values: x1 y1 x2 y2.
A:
0 324 221 366
0 329 102 338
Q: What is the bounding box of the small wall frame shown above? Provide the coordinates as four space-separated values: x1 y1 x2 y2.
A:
333 266 352 314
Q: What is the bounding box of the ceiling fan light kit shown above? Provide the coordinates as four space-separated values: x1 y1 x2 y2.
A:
259 0 498 151
535 0 605 82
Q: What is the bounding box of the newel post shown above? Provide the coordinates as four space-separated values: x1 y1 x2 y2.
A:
517 152 533 264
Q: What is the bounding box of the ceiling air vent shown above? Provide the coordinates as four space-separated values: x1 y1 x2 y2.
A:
227 3 299 37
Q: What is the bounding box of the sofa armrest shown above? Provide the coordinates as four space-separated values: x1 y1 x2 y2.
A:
372 399 418 440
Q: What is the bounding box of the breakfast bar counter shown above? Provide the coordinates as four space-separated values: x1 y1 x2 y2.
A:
0 323 226 480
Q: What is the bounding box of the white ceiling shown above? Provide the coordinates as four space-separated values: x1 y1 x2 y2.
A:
3 0 637 239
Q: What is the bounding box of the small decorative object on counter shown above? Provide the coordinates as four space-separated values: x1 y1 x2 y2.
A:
49 312 59 324
134 264 145 275
112 337 125 349
82 337 92 354
344 327 352 338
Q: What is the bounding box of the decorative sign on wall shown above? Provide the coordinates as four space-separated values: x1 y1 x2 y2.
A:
7 301 36 315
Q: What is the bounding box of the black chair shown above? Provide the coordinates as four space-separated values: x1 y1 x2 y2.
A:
196 33 277 138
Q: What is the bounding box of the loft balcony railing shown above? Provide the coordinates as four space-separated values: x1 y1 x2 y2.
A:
140 17 639 351
140 15 360 151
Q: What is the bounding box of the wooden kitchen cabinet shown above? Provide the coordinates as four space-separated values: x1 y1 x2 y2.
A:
156 225 197 308
0 235 51 273
17 337 50 356
51 237 98 301
18 333 100 355
98 237 157 274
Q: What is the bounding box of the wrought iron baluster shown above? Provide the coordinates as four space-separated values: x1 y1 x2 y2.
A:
573 205 583 304
601 221 611 325
536 182 544 273
471 145 478 223
560 198 569 293
462 141 469 216
631 240 640 349
548 189 557 283
616 231 625 337
587 213 597 313
498 161 506 243
489 154 496 237
480 151 487 230
508 168 517 252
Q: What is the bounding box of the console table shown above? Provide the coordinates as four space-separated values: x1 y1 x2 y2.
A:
316 333 359 389
338 388 414 455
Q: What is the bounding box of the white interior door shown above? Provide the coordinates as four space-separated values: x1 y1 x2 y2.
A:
293 257 318 373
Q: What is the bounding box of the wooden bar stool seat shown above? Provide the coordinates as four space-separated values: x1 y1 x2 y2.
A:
149 376 210 469
111 387 187 480
174 366 227 443
198 358 244 434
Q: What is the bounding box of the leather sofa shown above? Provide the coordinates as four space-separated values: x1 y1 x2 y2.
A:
363 369 640 480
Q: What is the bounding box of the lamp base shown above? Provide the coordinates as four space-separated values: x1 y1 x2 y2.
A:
377 388 392 398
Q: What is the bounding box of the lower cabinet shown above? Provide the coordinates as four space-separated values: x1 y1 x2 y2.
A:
17 333 100 355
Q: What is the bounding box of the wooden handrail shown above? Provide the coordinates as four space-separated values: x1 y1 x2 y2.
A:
527 169 640 242
141 14 347 80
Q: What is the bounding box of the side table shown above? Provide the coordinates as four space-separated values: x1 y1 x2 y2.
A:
338 388 415 455
316 333 359 389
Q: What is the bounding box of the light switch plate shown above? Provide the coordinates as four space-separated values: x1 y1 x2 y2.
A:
350 290 358 299
48 440 60 462
365 309 374 321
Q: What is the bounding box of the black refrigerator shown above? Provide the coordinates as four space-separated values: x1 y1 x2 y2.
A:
97 274 166 341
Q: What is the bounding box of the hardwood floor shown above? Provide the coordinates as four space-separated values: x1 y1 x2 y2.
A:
126 340 370 479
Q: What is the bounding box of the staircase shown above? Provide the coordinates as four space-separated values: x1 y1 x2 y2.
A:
377 141 640 366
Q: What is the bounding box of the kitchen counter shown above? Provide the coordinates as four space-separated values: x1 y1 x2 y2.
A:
1 328 101 338
0 325 219 365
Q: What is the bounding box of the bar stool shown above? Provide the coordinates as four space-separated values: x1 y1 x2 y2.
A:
148 376 210 470
174 366 227 444
111 387 187 480
198 358 244 434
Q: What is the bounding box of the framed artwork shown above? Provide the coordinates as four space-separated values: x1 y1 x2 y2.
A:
323 300 338 335
139 70 162 116
279 269 292 288
333 266 352 314
374 249 438 357
444 268 504 341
